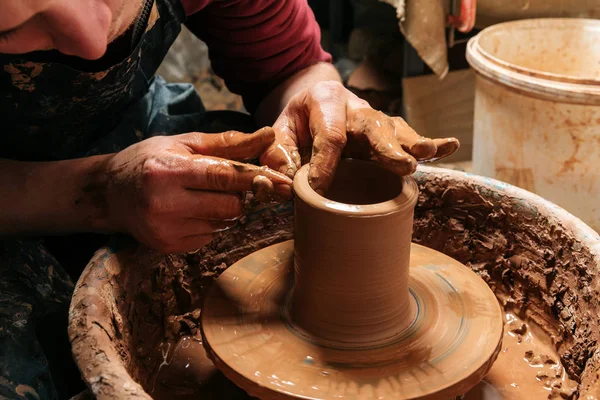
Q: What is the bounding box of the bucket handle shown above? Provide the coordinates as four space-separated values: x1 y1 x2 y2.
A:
447 0 476 33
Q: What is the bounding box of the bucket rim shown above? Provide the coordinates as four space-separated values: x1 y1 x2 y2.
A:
466 18 600 105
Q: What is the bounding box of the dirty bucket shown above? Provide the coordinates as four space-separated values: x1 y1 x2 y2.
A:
466 18 600 232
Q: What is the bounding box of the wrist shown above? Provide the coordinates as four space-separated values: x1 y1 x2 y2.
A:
77 154 118 234
0 154 117 237
255 63 341 126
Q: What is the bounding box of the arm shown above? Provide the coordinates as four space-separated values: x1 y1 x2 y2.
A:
183 0 332 115
184 0 459 193
254 62 341 127
0 156 111 236
0 130 292 253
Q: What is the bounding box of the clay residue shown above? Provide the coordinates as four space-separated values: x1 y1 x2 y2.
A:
151 336 247 400
412 173 600 389
14 384 40 399
465 312 577 399
4 62 44 92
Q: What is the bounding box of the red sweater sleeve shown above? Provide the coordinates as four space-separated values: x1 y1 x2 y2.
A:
181 0 332 113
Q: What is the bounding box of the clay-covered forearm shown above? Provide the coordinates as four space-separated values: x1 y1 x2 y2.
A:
0 155 113 237
254 62 342 127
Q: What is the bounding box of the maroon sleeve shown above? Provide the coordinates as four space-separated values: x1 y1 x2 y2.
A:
181 0 332 113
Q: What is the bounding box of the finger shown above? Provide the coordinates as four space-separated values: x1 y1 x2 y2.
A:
252 175 292 203
182 156 292 199
177 127 276 161
391 117 438 160
153 219 236 253
347 108 417 176
180 234 215 252
179 191 245 221
431 138 460 161
305 85 349 194
145 188 244 221
259 121 302 179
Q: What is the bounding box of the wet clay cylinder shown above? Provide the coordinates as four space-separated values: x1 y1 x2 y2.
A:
291 159 419 347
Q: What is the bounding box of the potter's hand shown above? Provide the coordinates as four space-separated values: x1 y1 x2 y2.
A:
259 81 459 193
103 128 292 253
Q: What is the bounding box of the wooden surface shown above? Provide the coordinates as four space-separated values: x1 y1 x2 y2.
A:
403 69 475 162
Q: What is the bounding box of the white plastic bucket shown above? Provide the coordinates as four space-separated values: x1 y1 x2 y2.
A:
476 1 600 28
467 18 600 233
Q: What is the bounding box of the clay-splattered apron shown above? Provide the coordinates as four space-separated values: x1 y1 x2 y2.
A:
0 1 254 398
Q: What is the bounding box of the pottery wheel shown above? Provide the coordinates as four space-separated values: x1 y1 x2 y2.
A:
201 240 504 400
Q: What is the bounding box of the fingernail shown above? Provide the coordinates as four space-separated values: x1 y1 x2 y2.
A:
280 163 297 179
437 140 460 159
252 175 273 202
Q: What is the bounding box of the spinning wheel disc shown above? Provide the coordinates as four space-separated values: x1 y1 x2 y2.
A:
202 241 503 400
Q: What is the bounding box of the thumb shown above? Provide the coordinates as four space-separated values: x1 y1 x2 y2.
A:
259 124 302 179
176 127 276 161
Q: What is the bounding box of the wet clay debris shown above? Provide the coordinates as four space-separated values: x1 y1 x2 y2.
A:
411 170 600 392
465 312 577 400
151 336 247 400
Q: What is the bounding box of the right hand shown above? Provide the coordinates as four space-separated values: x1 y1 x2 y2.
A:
102 128 292 253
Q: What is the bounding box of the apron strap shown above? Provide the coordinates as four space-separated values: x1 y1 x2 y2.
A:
131 0 156 49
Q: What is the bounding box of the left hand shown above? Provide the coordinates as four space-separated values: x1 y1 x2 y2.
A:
259 81 460 194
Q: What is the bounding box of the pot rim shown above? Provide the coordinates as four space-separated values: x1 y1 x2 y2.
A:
293 159 419 217
466 18 600 105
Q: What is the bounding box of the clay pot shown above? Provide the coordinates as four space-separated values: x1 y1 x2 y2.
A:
68 166 600 399
291 160 418 346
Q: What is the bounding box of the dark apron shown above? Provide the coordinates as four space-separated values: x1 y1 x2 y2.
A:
0 1 254 398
